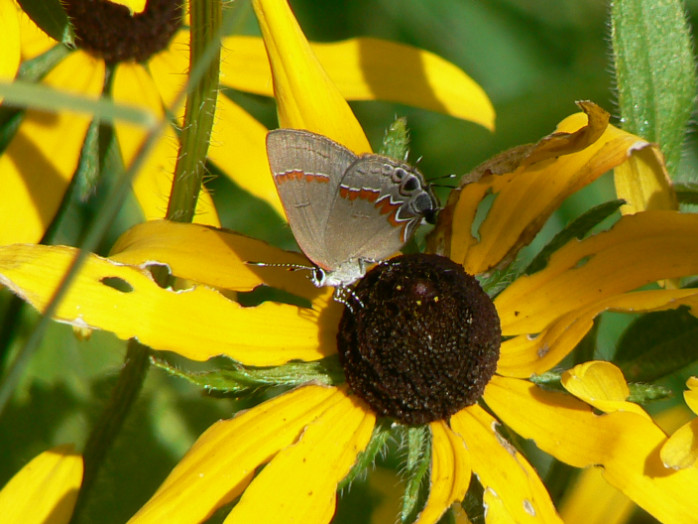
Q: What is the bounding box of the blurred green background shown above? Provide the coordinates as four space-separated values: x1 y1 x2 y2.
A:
1 1 697 522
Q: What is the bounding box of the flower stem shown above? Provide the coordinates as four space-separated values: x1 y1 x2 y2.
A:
73 0 223 518
166 0 222 223
73 339 150 517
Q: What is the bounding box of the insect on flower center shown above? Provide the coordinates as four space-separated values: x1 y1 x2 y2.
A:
63 0 183 63
337 254 501 425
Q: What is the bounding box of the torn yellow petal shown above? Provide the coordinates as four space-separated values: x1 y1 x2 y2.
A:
497 288 698 378
111 63 220 226
108 0 147 14
0 244 335 365
485 375 698 522
482 488 517 524
129 385 346 523
416 421 470 524
559 467 634 524
0 0 20 104
227 390 375 523
445 104 670 274
561 361 649 419
496 211 698 336
684 377 698 414
252 0 370 153
0 51 104 245
222 35 494 130
110 220 319 299
0 445 82 524
661 418 698 470
613 142 676 214
206 94 285 217
450 405 560 523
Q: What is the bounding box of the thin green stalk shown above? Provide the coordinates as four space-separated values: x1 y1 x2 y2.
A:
166 0 222 223
72 0 224 518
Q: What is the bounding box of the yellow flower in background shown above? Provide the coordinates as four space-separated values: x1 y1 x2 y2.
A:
0 0 492 245
2 0 698 522
0 445 83 524
0 0 20 104
661 377 698 470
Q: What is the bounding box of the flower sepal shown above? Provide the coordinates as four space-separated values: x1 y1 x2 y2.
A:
18 0 74 45
151 354 345 395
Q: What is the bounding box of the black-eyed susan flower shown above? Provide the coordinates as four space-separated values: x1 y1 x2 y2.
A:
2 2 698 524
4 105 698 523
0 0 491 245
0 445 82 524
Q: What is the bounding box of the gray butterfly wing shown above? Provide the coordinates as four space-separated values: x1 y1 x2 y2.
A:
324 154 438 265
266 129 357 270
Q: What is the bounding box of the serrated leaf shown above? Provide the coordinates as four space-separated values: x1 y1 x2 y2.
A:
615 307 698 382
525 200 624 275
151 355 344 394
610 0 696 176
17 0 74 46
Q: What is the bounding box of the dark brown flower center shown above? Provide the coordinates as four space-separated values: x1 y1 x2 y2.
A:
63 0 183 63
337 254 501 425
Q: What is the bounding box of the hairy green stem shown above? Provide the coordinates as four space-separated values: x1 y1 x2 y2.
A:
72 0 223 519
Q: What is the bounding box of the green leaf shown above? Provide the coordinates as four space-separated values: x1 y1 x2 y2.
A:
339 420 393 489
675 182 698 205
151 355 344 394
0 80 157 128
610 0 696 177
627 382 673 403
401 425 431 523
615 307 698 382
17 0 74 46
525 200 624 275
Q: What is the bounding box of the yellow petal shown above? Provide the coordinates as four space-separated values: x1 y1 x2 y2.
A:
0 244 335 365
660 419 698 470
0 51 104 244
416 421 470 524
0 445 82 524
497 211 698 336
559 467 634 524
450 405 561 523
438 103 670 274
222 35 494 130
110 220 319 299
206 94 285 216
482 488 518 524
484 375 698 522
498 288 698 378
251 0 370 153
111 63 220 226
561 361 649 419
0 0 20 104
146 30 190 114
129 385 347 523
613 142 676 214
107 0 147 14
226 390 375 522
684 377 698 415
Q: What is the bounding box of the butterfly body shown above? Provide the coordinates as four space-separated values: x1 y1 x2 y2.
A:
266 129 438 288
